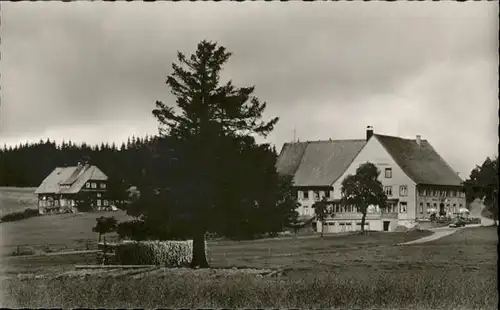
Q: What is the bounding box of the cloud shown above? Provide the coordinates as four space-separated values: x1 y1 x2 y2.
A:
1 1 497 177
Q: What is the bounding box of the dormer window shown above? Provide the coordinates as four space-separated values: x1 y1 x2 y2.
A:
86 183 90 188
91 183 97 189
100 183 106 189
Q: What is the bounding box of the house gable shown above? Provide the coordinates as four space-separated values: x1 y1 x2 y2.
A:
35 165 108 195
332 135 417 220
374 134 463 186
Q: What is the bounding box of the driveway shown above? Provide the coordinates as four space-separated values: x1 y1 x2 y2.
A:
400 201 497 246
399 226 458 245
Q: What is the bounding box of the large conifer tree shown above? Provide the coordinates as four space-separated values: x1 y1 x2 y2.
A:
141 40 292 268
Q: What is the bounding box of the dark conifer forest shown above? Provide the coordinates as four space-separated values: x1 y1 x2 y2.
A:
0 135 156 188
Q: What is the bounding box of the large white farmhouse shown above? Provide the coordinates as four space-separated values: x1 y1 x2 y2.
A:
276 126 466 233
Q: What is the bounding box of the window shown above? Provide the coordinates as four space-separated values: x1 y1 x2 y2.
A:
450 190 455 197
104 200 109 206
91 183 97 189
314 191 320 201
97 199 101 207
399 201 407 213
100 183 106 189
303 191 309 200
419 189 427 196
385 168 392 178
384 186 393 197
426 202 431 212
440 190 445 197
400 185 408 196
433 190 438 197
389 204 397 213
419 203 423 213
335 205 340 213
97 193 102 198
86 183 90 188
325 190 331 198
453 203 457 213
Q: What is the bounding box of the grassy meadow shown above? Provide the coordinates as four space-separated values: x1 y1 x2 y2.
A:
1 226 498 308
0 187 38 215
0 187 133 255
0 187 497 308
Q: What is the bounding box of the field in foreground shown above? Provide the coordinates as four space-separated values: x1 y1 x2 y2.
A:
1 227 497 308
1 210 133 255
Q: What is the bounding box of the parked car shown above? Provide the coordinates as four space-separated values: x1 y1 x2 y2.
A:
449 218 466 228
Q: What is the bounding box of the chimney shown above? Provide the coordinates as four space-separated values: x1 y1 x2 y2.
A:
366 126 374 141
416 135 421 146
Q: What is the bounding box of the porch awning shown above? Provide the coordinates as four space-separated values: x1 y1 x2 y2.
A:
328 198 399 204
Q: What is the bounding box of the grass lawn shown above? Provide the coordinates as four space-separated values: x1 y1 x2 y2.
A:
1 210 133 255
1 226 497 308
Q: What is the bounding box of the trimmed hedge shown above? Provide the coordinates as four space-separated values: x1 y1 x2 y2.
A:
114 240 207 267
0 208 40 223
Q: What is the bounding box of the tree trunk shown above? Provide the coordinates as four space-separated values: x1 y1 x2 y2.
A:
190 230 209 269
98 233 102 243
360 212 367 234
320 221 324 238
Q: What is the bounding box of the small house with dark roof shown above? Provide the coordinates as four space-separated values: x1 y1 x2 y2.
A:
35 162 109 214
276 126 466 233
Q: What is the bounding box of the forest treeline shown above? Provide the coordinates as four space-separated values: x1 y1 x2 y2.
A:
0 135 156 188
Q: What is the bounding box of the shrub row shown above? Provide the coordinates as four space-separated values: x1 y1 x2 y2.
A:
0 208 40 223
114 240 207 267
464 217 481 225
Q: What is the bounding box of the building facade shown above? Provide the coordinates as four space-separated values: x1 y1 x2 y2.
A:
276 126 466 233
35 163 109 214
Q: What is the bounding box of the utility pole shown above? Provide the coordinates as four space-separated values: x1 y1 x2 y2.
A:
293 128 297 142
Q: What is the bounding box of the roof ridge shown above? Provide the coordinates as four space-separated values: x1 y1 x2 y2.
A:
288 138 367 144
374 133 427 142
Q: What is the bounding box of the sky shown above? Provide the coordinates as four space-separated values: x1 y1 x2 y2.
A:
0 2 498 179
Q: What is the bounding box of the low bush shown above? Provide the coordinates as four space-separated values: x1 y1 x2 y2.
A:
116 220 150 241
114 240 207 267
116 219 194 241
0 208 40 223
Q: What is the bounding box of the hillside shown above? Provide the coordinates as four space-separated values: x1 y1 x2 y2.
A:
0 187 38 215
468 199 497 226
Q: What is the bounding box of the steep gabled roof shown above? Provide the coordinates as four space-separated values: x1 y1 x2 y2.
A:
35 164 108 195
375 134 463 186
276 142 309 176
276 140 367 187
